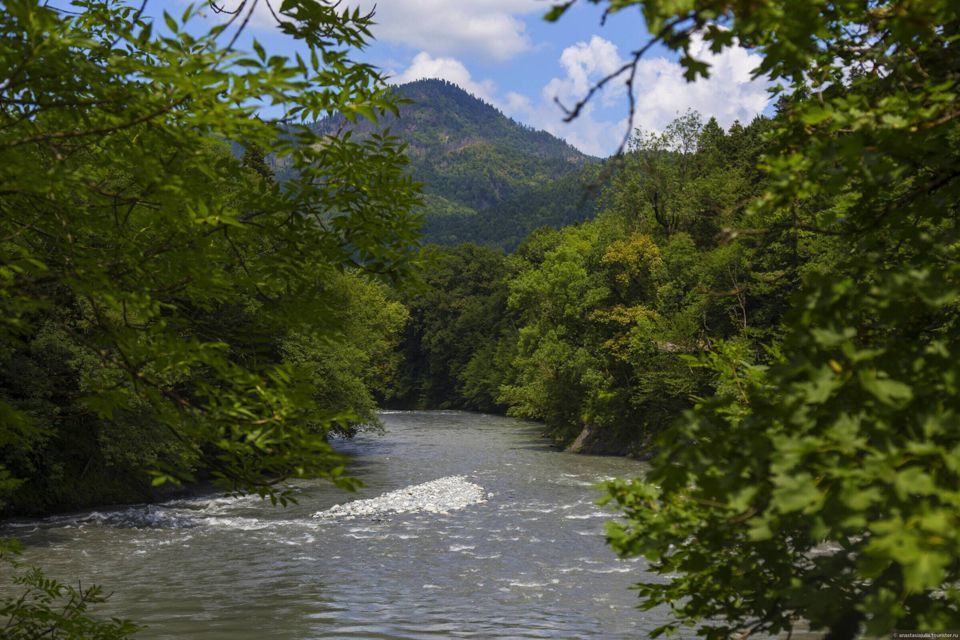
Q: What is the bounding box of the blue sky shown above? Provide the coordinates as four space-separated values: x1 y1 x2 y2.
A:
205 1 774 157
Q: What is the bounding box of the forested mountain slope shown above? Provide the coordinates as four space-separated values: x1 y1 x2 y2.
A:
306 79 602 250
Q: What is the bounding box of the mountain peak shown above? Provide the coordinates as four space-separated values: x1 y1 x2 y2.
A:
388 78 590 163
307 78 600 249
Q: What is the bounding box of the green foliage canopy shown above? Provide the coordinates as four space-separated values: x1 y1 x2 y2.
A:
550 0 960 636
0 0 420 507
389 244 514 413
492 113 781 452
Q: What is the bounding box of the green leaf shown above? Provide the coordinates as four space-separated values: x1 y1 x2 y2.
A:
893 466 936 499
902 551 949 593
858 370 913 406
163 11 178 33
544 1 575 22
772 473 823 513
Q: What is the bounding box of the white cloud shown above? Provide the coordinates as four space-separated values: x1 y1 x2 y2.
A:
196 0 283 28
505 33 771 155
198 0 541 61
626 33 771 133
345 0 542 61
200 6 770 157
543 36 627 109
391 51 622 156
503 96 625 158
504 91 534 115
545 109 627 158
391 52 497 103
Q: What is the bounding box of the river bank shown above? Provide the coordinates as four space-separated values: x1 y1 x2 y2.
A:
384 400 655 459
0 407 651 524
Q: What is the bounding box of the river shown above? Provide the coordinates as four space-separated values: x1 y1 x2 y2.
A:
3 411 678 639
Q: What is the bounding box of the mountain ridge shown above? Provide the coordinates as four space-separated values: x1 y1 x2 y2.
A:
310 79 602 250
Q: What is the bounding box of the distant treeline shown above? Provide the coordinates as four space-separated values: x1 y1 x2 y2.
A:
386 111 802 454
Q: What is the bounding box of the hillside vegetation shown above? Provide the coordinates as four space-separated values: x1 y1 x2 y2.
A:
308 79 601 250
387 113 780 453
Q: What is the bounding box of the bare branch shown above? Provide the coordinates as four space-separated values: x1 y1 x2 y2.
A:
1 97 188 149
552 12 700 156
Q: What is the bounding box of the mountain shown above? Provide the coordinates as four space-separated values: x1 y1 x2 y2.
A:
308 79 602 251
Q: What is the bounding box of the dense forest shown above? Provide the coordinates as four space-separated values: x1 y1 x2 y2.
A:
0 2 421 634
388 111 788 456
2 0 959 638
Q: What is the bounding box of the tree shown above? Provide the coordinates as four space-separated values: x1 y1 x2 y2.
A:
616 111 704 237
606 111 752 246
499 220 611 437
389 244 513 413
548 0 960 636
1 0 420 634
491 112 782 454
0 0 420 509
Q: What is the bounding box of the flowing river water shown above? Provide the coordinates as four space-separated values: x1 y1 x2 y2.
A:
3 411 681 639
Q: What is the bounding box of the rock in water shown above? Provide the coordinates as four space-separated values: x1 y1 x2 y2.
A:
313 476 486 520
